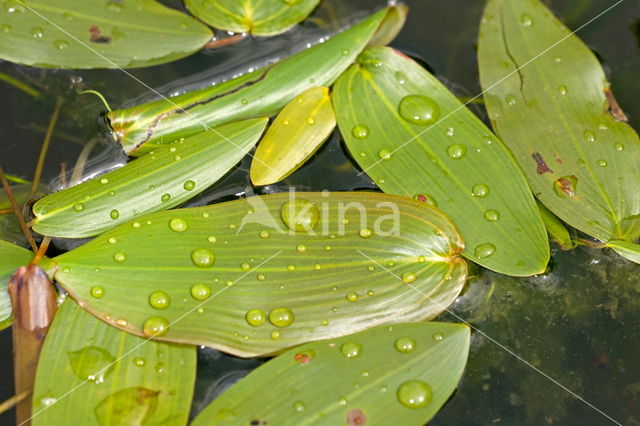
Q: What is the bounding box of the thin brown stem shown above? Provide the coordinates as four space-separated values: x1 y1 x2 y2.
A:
31 236 51 266
0 208 13 215
0 167 38 252
28 102 62 201
0 390 31 416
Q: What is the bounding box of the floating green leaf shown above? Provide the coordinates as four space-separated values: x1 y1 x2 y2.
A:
50 192 467 357
0 0 212 69
32 118 268 238
192 322 470 425
333 46 549 276
478 0 640 248
367 3 408 47
106 6 397 155
605 240 640 265
185 0 321 36
0 241 33 330
250 86 336 186
32 298 196 426
537 201 574 250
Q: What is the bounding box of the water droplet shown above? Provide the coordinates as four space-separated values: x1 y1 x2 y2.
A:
113 252 127 263
106 1 124 12
395 337 417 353
340 342 362 358
190 284 211 301
352 125 369 139
207 236 217 244
133 357 145 367
472 183 490 198
597 159 607 167
378 149 392 160
520 13 533 27
402 271 417 283
297 244 307 253
338 396 347 405
241 98 249 105
90 286 105 298
398 95 440 125
346 292 359 302
341 48 350 56
257 273 266 281
584 130 596 142
155 362 165 373
271 330 281 340
52 39 70 50
293 401 305 412
31 27 44 38
246 309 266 327
484 210 500 222
68 346 115 382
432 332 444 341
73 203 85 212
109 209 119 220
306 117 316 125
367 289 375 297
143 317 169 337
169 218 187 232
191 248 215 267
474 243 496 259
558 85 568 95
269 307 294 327
397 380 433 408
359 228 372 238
614 142 624 151
4 1 25 13
505 94 516 105
183 180 195 191
108 237 117 244
395 71 407 85
148 291 170 310
553 175 578 198
161 193 171 202
446 127 455 136
447 144 467 159
281 199 319 232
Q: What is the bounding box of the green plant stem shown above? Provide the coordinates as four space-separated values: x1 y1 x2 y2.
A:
0 72 41 99
28 102 61 202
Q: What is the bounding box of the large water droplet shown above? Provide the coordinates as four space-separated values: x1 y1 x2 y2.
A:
246 309 266 327
109 209 119 220
447 144 467 159
95 387 159 425
397 380 433 408
472 184 489 198
68 346 115 382
183 180 195 191
352 125 369 139
191 248 215 267
395 337 417 353
143 317 169 337
398 95 440 125
161 193 171 202
474 243 496 259
484 210 500 222
269 307 294 327
190 284 211 300
340 342 362 358
281 199 319 232
402 272 417 283
91 286 105 298
113 252 127 263
169 218 187 232
148 291 170 310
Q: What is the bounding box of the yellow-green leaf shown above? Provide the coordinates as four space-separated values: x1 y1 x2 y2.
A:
192 322 470 425
605 240 640 265
32 298 196 426
250 86 336 186
537 201 574 250
185 0 321 36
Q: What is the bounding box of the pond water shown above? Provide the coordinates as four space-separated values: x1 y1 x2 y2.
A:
1 0 639 424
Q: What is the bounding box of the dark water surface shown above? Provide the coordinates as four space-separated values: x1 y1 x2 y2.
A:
1 0 639 424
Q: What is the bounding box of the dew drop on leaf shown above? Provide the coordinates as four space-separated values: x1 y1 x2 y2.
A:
148 291 171 310
169 218 187 232
67 346 115 383
340 342 362 359
191 248 215 267
281 199 319 232
398 95 440 125
143 317 169 337
394 337 417 353
269 307 294 327
351 125 369 139
396 380 433 408
474 243 496 259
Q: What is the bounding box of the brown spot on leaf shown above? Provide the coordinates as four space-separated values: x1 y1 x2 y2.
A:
89 25 112 44
347 409 367 425
604 87 628 122
553 175 578 198
532 152 553 174
294 350 314 365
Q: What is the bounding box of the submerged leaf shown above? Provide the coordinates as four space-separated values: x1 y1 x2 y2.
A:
0 240 33 330
0 0 212 69
605 240 640 265
478 0 640 247
192 322 470 425
250 86 336 186
50 192 467 357
32 298 196 425
185 0 321 36
333 46 549 276
107 6 399 155
32 118 268 238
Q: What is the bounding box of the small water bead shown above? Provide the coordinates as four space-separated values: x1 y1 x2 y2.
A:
281 199 319 232
148 291 170 309
398 95 440 125
73 203 85 212
359 228 372 238
143 316 169 337
106 1 124 12
402 272 417 284
338 397 347 405
108 237 117 244
90 286 105 298
367 290 375 297
245 309 266 327
341 48 350 56
155 363 166 373
31 27 44 38
296 244 307 253
446 127 455 137
484 210 500 222
314 264 321 270
4 1 25 13
191 248 215 267
558 85 568 95
67 346 115 382
257 273 266 281
432 332 444 341
447 144 467 159
241 98 249 105
293 401 305 412
395 337 417 353
169 218 187 232
108 190 116 196
520 13 533 27
189 282 213 300
351 125 369 139
196 307 205 314
395 71 407 85
133 357 145 367
597 159 608 167
259 230 271 239
109 209 119 220
340 342 362 358
584 130 596 142
614 142 624 151
271 330 281 340
287 264 296 271
306 117 316 125
116 318 128 327
504 94 516 105
161 193 171 202
346 292 359 302
397 380 433 408
113 252 127 263
241 262 251 271
269 307 294 327
367 266 375 272
472 184 490 198
183 180 195 191
474 243 496 259
225 280 234 287
378 149 392 160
